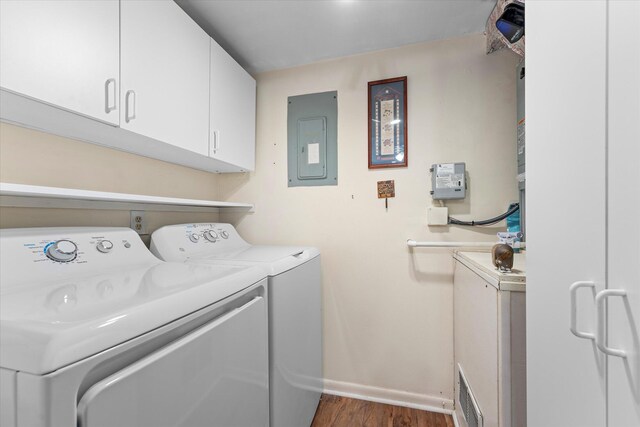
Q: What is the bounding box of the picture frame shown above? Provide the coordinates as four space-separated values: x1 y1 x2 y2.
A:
368 76 408 169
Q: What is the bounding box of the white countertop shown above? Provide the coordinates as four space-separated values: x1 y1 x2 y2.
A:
453 250 526 292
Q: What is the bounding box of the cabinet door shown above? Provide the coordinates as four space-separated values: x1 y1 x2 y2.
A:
0 0 119 125
607 1 640 426
453 262 499 427
527 1 607 426
210 38 256 171
120 0 210 156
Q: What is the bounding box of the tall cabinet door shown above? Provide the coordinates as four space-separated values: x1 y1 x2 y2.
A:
0 0 119 125
607 1 640 426
120 0 210 156
210 38 257 171
527 1 608 426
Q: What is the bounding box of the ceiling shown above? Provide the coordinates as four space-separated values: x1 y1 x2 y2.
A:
176 0 497 75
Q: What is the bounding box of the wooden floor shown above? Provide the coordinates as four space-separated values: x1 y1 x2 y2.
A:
310 394 455 427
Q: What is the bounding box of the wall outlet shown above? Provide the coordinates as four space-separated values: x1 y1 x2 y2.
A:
130 210 147 234
427 206 449 226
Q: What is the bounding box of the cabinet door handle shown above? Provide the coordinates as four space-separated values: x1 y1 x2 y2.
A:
595 289 628 358
212 130 219 154
569 281 596 340
125 90 136 123
104 78 116 113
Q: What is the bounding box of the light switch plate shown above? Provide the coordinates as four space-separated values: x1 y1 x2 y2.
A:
427 206 449 226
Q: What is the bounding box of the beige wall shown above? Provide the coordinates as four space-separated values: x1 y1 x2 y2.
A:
0 123 221 239
219 34 520 405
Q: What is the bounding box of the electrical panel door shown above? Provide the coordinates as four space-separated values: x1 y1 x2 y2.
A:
297 117 327 180
287 91 337 187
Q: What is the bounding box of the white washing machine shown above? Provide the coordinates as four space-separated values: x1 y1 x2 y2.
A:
0 227 270 427
150 223 322 427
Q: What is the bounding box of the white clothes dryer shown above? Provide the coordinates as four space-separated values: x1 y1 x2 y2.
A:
0 227 269 427
151 223 322 427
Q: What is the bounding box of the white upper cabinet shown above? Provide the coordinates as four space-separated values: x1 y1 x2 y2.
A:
0 0 255 173
210 38 256 171
0 0 120 125
120 0 210 156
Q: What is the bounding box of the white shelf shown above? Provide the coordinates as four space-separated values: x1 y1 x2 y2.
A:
0 182 253 212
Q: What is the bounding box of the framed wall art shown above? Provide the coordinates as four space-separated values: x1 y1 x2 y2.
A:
368 76 408 169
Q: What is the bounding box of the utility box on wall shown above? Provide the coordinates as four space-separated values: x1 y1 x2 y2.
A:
287 91 337 187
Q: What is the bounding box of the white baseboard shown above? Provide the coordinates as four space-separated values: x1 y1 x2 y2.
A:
322 378 455 416
452 411 461 427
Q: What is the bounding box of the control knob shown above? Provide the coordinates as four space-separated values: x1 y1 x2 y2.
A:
203 230 218 242
189 233 200 243
46 240 78 263
220 231 229 239
96 240 114 253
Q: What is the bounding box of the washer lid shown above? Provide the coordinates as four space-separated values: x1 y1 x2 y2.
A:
0 261 267 375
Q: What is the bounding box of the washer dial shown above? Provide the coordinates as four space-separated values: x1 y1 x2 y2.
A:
96 240 114 253
189 233 200 243
220 231 229 239
46 240 78 262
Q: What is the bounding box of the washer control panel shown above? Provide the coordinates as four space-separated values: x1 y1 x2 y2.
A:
0 228 159 287
35 236 132 264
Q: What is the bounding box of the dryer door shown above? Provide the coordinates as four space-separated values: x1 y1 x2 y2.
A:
77 296 268 427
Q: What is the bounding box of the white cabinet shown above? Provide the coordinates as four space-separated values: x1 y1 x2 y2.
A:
120 0 210 156
0 0 119 125
607 1 640 426
453 252 526 427
210 39 257 171
527 1 640 426
0 0 256 173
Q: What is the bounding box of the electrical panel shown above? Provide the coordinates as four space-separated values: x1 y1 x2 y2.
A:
287 91 337 187
430 163 466 200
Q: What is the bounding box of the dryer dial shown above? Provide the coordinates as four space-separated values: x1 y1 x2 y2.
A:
46 240 78 262
189 233 200 243
220 231 229 239
203 230 218 242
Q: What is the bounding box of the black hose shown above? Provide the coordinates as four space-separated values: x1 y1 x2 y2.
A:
448 203 520 226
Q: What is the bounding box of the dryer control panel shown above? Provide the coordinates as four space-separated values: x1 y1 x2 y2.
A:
150 223 249 262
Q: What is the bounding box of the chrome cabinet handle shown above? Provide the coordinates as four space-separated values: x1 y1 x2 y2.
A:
104 78 116 113
595 289 628 358
125 90 136 123
569 281 596 340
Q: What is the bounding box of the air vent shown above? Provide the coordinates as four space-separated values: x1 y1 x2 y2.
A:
458 365 483 427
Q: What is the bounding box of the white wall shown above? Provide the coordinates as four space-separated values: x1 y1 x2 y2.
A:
219 34 520 408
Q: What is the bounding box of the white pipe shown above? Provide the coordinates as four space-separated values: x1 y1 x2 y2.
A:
406 239 526 249
407 240 493 248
